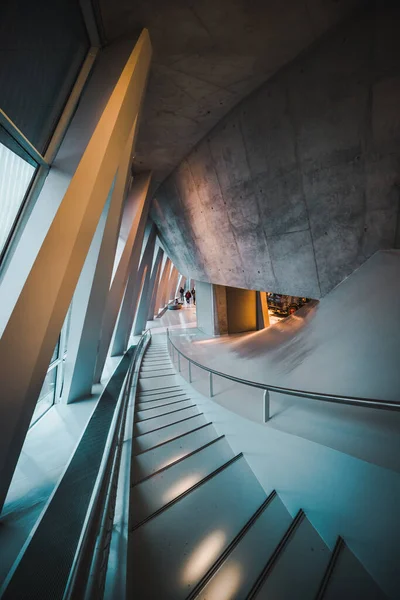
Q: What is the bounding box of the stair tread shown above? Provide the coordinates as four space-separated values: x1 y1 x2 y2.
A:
196 494 292 600
139 388 181 395
323 544 387 600
134 405 199 435
141 366 172 371
132 423 218 484
130 456 266 600
138 374 179 392
130 437 234 528
133 414 207 454
255 516 331 600
136 399 193 418
137 390 184 403
137 395 189 409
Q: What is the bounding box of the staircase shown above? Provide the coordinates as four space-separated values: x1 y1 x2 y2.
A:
128 334 386 599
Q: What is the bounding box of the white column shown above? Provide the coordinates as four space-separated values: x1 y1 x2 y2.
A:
133 265 152 335
94 172 151 381
166 267 179 303
0 30 152 512
63 118 138 404
147 247 164 320
155 257 171 315
62 188 111 403
112 224 156 355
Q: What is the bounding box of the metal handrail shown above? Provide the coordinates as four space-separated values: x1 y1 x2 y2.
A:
166 328 400 417
63 328 152 600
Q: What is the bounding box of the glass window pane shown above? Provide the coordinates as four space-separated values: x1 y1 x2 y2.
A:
62 306 72 356
50 337 60 365
0 138 36 256
0 0 89 152
31 366 57 425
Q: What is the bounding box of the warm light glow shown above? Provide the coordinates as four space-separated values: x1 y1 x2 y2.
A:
182 530 226 585
163 474 199 503
157 451 187 471
202 562 242 600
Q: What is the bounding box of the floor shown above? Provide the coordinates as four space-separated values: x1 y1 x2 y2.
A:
109 330 387 600
2 290 398 591
150 304 400 477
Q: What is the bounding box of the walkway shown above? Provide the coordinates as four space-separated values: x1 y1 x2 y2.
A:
149 303 400 476
126 332 385 599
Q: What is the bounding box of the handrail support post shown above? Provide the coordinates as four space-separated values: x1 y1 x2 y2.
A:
188 360 192 383
209 372 213 398
178 352 181 372
263 389 270 422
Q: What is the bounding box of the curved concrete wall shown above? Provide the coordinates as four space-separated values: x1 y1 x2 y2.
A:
151 2 400 298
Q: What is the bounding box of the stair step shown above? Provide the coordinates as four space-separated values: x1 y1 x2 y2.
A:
134 405 199 435
141 358 171 364
132 414 208 454
322 543 386 600
138 389 184 402
137 394 188 409
131 423 218 484
139 385 181 395
141 364 172 370
136 399 194 419
141 363 172 370
139 372 176 380
254 515 331 600
141 360 172 366
130 456 266 600
195 493 293 600
138 375 179 392
130 437 234 528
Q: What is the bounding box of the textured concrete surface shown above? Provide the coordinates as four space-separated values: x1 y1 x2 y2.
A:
196 281 229 336
98 0 362 189
151 2 400 297
195 280 214 336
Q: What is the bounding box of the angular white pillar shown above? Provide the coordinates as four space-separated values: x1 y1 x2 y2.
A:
161 262 175 307
0 30 152 512
62 188 112 403
62 119 139 404
166 267 179 304
147 247 164 320
154 257 171 315
94 172 151 381
112 224 156 354
0 41 134 337
133 241 160 336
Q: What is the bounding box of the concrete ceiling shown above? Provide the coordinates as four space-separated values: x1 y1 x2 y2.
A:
148 1 400 298
98 0 363 190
